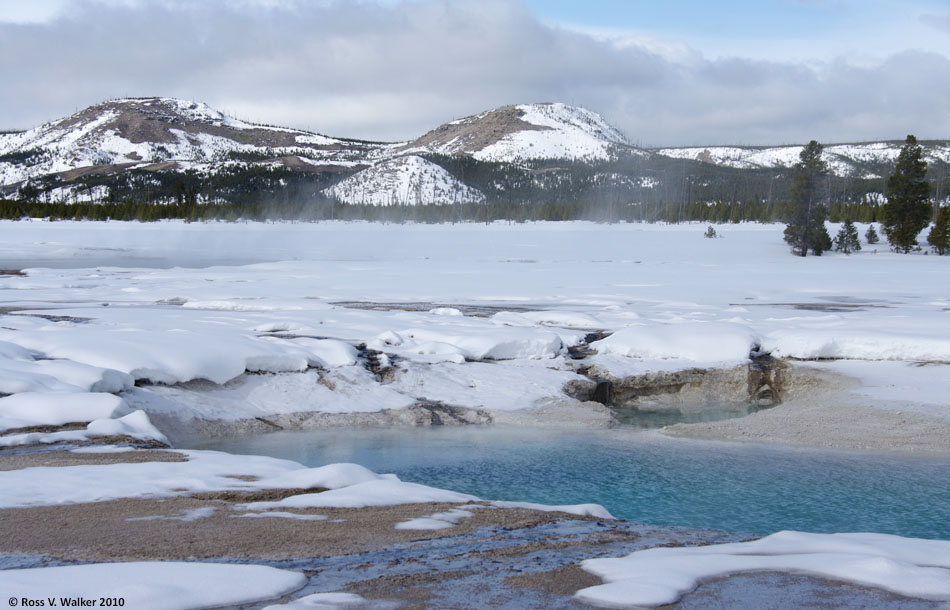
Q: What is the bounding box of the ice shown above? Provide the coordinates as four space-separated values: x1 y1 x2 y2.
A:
0 562 306 610
576 531 950 607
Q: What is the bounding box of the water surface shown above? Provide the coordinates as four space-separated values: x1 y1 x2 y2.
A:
193 427 950 539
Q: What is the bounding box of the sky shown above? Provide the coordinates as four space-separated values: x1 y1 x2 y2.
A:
1 0 949 146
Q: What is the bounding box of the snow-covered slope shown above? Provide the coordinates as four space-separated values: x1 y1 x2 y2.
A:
0 97 386 187
404 103 631 163
323 155 485 206
656 141 950 178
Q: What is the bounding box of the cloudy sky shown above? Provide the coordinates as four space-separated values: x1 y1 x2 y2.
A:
2 0 949 146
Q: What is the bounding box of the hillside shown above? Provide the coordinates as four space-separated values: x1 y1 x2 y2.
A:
1 97 948 220
402 103 632 163
323 155 485 206
655 141 950 179
0 97 387 191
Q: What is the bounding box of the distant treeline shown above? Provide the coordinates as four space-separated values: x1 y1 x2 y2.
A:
2 149 944 224
0 195 889 224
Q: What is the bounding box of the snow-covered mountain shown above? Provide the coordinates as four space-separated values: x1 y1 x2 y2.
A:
402 103 631 163
655 141 950 178
323 155 485 206
0 97 387 188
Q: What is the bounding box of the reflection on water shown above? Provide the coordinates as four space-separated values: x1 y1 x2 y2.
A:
610 402 768 427
192 426 950 539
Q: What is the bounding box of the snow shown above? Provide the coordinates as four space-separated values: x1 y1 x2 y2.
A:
491 501 615 520
0 409 165 447
477 103 628 162
385 359 585 411
0 562 306 610
127 507 217 522
0 97 359 189
0 220 947 608
656 141 950 178
245 478 479 510
0 221 947 429
576 531 950 607
238 511 328 521
0 392 124 431
262 592 374 610
323 155 485 206
592 322 759 363
395 508 475 530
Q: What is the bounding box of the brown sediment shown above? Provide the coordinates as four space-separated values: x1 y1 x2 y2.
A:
0 496 574 561
0 449 187 471
504 563 603 597
0 435 170 453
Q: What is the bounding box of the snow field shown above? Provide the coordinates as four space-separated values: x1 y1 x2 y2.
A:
0 220 947 436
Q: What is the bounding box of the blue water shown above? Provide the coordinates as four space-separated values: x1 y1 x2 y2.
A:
194 427 950 539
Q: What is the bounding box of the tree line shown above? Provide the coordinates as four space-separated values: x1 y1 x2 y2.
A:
2 143 947 253
783 136 948 255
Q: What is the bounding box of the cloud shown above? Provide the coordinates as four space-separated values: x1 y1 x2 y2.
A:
1 0 948 146
921 12 950 33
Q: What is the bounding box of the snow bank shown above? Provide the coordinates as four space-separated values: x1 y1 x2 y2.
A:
0 346 133 394
2 328 310 384
381 327 565 361
287 338 359 368
246 479 478 510
0 410 167 447
0 392 124 431
0 452 474 509
592 323 758 362
576 531 950 608
764 330 950 362
0 562 306 610
387 360 585 411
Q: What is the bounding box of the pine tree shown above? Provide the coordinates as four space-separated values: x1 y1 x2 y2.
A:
704 225 717 238
812 222 832 256
833 219 862 254
865 224 880 244
783 140 829 256
882 135 932 252
928 206 950 255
